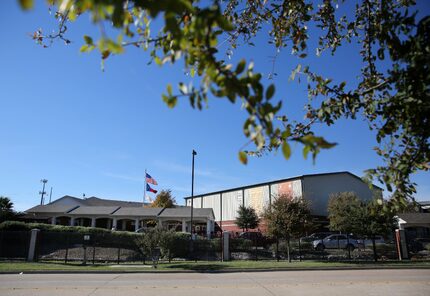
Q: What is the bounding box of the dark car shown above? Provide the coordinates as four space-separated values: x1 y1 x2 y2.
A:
238 231 275 247
408 238 430 253
239 231 263 240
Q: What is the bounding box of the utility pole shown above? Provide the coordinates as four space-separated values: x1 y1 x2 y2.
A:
49 187 53 204
190 149 197 237
39 179 48 205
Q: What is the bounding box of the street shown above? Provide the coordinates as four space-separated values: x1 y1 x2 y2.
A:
0 269 429 296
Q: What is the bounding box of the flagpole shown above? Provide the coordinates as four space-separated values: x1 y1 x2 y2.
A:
143 168 147 206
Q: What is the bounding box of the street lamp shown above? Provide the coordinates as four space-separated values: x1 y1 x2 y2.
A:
190 149 197 237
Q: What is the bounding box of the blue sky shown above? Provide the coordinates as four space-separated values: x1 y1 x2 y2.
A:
1 1 429 211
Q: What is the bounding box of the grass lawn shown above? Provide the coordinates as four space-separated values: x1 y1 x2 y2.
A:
1 260 430 273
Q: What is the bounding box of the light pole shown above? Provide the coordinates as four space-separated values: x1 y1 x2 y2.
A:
190 149 197 237
39 179 48 205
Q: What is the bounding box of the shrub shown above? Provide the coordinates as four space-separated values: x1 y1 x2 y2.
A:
0 221 141 249
231 238 253 251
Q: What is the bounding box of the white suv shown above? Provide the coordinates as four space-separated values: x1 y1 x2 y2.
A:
313 234 360 251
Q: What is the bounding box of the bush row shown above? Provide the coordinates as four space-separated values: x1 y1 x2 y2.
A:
0 221 141 249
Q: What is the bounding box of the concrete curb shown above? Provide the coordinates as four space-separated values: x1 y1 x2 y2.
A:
1 265 429 274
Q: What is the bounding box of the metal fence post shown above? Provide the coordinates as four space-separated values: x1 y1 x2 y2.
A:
65 234 69 264
92 241 96 265
0 232 3 258
27 229 40 262
222 231 230 261
298 238 302 262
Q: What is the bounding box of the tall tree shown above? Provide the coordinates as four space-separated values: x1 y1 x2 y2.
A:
327 192 365 258
19 1 430 203
328 192 396 261
235 205 259 232
327 192 363 235
356 199 396 262
0 196 17 223
263 194 312 262
150 190 176 208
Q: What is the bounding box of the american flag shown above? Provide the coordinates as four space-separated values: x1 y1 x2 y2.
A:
145 173 158 185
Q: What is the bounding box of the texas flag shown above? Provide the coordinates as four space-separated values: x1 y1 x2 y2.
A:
146 183 158 194
145 173 158 185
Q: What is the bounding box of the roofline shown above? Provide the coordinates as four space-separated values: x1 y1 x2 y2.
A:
48 195 83 205
159 207 215 219
184 171 383 200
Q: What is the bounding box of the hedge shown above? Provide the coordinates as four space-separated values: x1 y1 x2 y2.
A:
0 221 141 249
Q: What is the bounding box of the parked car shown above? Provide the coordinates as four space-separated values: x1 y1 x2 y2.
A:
238 231 275 247
313 234 360 251
300 232 334 243
408 238 430 253
357 235 386 247
239 231 263 240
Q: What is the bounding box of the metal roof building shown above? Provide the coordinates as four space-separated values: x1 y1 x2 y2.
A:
184 171 383 232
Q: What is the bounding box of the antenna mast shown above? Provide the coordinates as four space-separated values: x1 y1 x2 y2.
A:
39 179 48 205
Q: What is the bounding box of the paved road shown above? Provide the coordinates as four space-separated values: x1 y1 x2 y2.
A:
0 269 429 296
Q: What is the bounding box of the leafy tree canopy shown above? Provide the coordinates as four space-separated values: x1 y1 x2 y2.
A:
327 192 396 261
327 192 363 234
19 0 430 204
0 196 20 223
263 194 312 240
358 198 396 239
150 189 176 208
235 205 259 231
0 196 14 212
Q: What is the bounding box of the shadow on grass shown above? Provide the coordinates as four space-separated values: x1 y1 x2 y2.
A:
35 260 108 268
164 263 224 271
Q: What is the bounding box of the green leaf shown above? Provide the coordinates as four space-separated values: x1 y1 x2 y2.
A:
101 50 110 60
235 59 246 74
154 56 162 65
19 0 33 10
217 15 234 31
83 35 93 45
80 44 95 53
162 94 177 108
167 84 173 96
266 84 275 100
239 151 248 164
282 141 291 159
302 145 311 159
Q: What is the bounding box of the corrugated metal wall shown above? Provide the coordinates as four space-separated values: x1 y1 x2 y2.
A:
221 190 243 221
187 178 303 222
202 194 221 221
186 197 202 208
244 185 270 215
275 180 302 199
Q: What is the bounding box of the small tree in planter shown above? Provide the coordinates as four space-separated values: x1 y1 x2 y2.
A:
135 228 162 267
263 194 312 262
